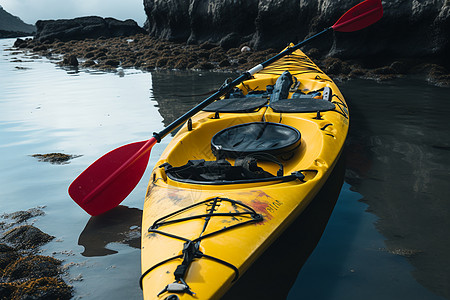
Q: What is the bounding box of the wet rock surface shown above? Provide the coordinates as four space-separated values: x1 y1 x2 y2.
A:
4 255 61 280
2 225 54 250
0 209 73 300
1 207 45 224
12 34 450 87
143 0 450 68
0 244 19 270
0 277 72 300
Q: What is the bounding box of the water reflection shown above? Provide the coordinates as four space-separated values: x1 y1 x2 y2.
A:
78 206 141 257
223 153 346 299
341 79 450 299
150 70 233 127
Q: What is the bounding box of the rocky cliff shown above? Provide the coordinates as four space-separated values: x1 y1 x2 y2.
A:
0 6 35 38
143 0 450 66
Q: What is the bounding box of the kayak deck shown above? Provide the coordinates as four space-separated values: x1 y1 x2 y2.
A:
141 48 349 300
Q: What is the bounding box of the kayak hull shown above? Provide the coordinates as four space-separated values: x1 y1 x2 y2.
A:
141 47 349 299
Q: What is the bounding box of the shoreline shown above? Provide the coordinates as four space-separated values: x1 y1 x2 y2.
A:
11 34 450 87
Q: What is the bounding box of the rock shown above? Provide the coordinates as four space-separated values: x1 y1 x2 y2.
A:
60 54 79 67
2 207 45 224
31 153 81 164
194 61 214 70
83 59 97 67
199 42 217 50
0 283 16 300
0 244 19 270
0 214 73 299
35 16 147 42
143 0 450 68
14 32 449 84
32 44 48 52
370 66 397 75
104 59 120 67
219 59 231 67
321 57 351 75
13 38 30 48
305 48 321 61
389 61 409 74
241 46 251 53
2 225 54 250
219 33 242 50
11 277 72 300
422 64 450 86
3 255 61 281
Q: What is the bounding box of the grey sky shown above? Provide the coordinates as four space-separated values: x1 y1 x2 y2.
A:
0 0 147 26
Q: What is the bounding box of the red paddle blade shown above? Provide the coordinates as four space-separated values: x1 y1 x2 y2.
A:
69 138 156 216
332 0 383 32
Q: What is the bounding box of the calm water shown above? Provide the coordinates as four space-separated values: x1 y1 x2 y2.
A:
1 37 449 300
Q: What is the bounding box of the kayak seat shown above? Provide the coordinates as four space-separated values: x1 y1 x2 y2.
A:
211 122 301 158
270 98 335 113
203 98 268 113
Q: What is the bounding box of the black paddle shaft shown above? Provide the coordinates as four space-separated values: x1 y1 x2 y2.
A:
153 27 332 142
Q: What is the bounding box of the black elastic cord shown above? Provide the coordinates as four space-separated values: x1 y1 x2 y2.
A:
150 211 258 230
150 197 260 229
192 217 262 243
139 250 241 290
139 254 183 289
200 253 240 282
141 197 262 293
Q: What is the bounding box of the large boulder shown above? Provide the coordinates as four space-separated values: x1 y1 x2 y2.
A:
143 0 450 66
35 16 147 42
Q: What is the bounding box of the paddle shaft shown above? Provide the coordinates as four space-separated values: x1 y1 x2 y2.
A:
153 27 332 142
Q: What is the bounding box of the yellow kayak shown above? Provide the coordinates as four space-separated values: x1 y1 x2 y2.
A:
140 46 349 300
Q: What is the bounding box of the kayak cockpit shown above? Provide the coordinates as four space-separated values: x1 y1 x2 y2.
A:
152 112 326 186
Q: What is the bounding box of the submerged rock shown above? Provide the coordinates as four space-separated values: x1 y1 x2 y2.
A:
3 255 61 281
2 225 54 250
0 244 19 270
0 277 72 300
2 207 45 224
31 153 82 164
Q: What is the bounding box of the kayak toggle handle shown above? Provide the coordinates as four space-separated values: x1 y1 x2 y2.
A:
157 279 194 297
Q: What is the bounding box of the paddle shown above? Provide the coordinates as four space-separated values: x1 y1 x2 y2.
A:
69 0 383 216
